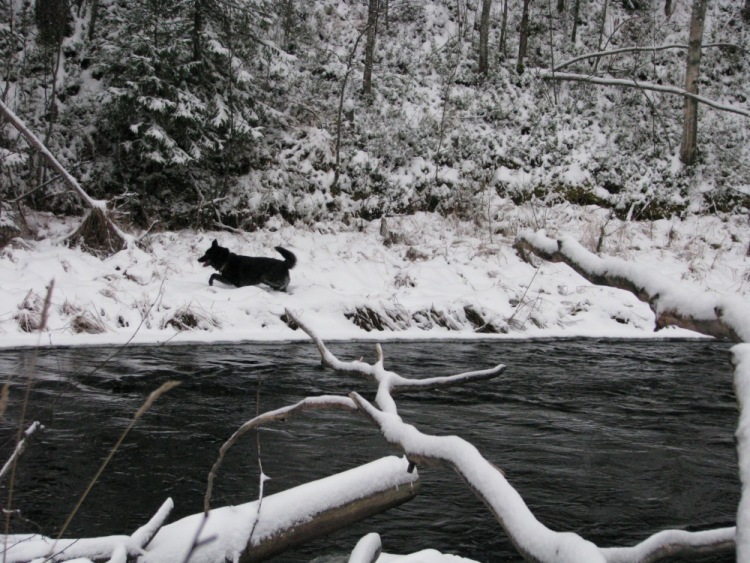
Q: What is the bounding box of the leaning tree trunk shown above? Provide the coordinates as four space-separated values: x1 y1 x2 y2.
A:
0 99 130 255
679 0 709 165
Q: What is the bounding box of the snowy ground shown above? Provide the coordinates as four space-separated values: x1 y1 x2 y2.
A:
1 204 748 349
2 204 750 562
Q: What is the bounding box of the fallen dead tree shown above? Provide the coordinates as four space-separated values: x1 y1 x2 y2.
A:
1 457 418 563
513 230 750 342
0 100 131 256
514 228 750 561
283 309 736 562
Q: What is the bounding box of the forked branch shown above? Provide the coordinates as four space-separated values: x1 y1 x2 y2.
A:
290 310 736 562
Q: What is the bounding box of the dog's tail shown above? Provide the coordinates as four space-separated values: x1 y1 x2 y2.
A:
275 246 297 269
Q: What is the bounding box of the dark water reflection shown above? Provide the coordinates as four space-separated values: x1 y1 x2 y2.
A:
0 339 738 562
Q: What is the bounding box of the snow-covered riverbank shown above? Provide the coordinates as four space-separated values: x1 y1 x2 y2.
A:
1 206 748 349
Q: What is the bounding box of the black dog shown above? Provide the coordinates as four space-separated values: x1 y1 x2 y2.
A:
198 239 297 291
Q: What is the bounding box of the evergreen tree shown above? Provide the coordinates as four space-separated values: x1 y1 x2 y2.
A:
98 0 270 227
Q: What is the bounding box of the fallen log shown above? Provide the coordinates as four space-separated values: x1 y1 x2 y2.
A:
0 99 130 256
2 457 418 563
144 455 420 563
514 230 749 342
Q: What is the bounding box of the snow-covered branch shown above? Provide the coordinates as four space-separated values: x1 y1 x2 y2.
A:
291 311 736 562
1 498 174 563
551 43 743 72
0 421 43 480
538 70 750 119
286 308 507 415
204 395 358 511
0 99 132 253
600 527 735 562
733 344 750 561
514 230 750 342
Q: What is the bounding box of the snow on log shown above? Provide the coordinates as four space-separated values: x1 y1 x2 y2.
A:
0 498 174 563
143 456 419 563
514 230 750 342
348 532 382 563
734 344 750 561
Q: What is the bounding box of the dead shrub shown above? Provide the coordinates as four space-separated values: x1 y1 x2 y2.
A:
163 304 221 331
15 290 44 332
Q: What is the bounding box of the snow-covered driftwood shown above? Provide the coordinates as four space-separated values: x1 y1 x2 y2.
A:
514 228 750 561
2 497 174 563
513 230 750 342
2 457 418 563
285 308 737 562
145 456 419 563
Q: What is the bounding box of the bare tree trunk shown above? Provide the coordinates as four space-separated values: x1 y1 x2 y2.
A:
499 0 509 57
679 0 709 165
743 0 750 23
478 0 492 75
192 0 204 62
664 0 674 18
517 0 532 73
362 0 379 98
88 0 99 40
592 0 609 72
333 29 367 190
571 0 581 42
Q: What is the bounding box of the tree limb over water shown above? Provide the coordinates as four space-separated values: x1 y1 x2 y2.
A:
285 308 737 562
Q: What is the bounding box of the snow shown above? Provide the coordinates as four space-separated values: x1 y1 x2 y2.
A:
735 343 750 561
1 207 747 349
141 456 419 563
1 206 749 562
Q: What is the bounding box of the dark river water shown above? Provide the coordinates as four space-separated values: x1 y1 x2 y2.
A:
0 339 738 562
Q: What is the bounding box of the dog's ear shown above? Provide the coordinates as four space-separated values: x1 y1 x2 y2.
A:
212 239 218 247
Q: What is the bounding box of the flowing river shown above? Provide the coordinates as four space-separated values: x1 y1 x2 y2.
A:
0 339 738 562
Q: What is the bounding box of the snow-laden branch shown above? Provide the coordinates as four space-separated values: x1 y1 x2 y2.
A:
0 421 43 480
1 498 174 563
204 394 357 512
538 70 750 119
286 309 507 415
514 230 750 342
292 311 737 562
348 533 382 563
0 99 132 252
600 527 735 562
351 391 605 562
551 43 743 72
733 344 750 561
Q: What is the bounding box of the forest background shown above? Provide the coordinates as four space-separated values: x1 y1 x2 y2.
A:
1 0 749 239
